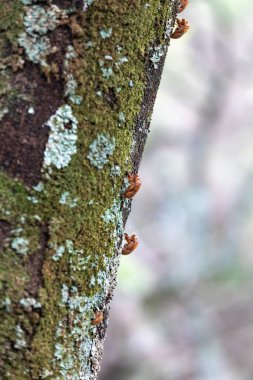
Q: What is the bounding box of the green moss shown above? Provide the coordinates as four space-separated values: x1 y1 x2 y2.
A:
0 1 24 112
0 0 177 378
0 1 23 45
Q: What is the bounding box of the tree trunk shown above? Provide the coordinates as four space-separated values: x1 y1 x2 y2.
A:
0 1 178 379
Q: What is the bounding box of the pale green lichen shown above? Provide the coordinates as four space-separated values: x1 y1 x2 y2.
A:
11 237 29 255
18 33 53 67
43 105 78 170
87 134 115 169
18 3 67 67
23 5 62 35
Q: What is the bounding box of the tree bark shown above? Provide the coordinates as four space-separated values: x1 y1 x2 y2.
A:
0 1 178 379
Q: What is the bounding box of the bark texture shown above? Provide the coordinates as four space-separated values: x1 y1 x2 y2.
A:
0 0 178 379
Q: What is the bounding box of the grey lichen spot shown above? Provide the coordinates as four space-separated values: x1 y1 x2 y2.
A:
118 111 125 126
21 0 44 4
101 200 121 225
34 214 42 222
86 41 94 48
33 182 44 192
2 297 11 312
27 195 39 204
40 369 53 379
102 199 124 242
52 245 65 261
61 284 69 305
59 191 78 208
83 0 94 11
150 45 166 69
102 201 124 242
165 18 174 39
14 325 27 350
110 165 121 177
99 60 113 79
101 67 113 79
65 74 83 105
11 237 29 255
115 56 128 68
43 105 78 170
20 297 41 309
87 134 115 169
0 107 8 121
99 28 112 39
64 46 83 105
28 106 35 114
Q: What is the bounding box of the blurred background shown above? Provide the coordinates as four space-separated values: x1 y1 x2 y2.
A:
99 1 253 379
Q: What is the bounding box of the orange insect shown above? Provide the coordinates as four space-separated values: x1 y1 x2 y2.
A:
122 233 139 255
123 174 141 199
171 18 190 39
178 0 189 13
91 311 103 325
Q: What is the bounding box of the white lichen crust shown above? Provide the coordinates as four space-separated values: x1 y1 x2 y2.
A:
43 105 78 170
18 2 67 67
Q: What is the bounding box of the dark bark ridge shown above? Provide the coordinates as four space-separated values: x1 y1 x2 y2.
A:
0 1 178 379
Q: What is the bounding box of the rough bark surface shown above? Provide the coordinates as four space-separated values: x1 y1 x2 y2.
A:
0 0 178 379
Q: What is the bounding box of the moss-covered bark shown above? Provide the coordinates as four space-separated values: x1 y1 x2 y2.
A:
0 0 178 379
